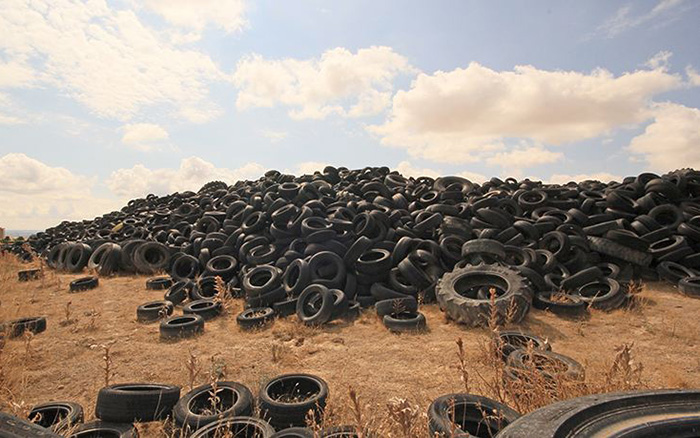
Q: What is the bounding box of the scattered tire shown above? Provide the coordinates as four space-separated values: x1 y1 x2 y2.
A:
496 331 551 362
382 311 427 333
2 316 47 338
296 284 335 326
506 349 585 383
237 307 275 330
68 420 138 438
69 276 98 292
173 381 254 432
95 383 180 423
428 393 521 438
136 300 174 323
28 401 84 432
160 314 204 340
165 280 195 305
375 297 418 318
679 276 700 298
189 417 275 438
271 427 314 438
259 373 329 430
18 269 42 282
145 276 173 290
0 411 63 438
183 299 222 321
533 292 588 318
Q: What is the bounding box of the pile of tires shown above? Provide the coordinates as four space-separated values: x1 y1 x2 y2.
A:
20 167 700 326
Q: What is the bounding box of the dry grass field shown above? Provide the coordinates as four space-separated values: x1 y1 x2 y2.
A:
1 253 700 436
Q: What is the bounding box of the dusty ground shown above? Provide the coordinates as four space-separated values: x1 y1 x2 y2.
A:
1 255 700 436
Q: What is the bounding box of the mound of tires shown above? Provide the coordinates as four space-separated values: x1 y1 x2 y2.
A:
16 167 700 327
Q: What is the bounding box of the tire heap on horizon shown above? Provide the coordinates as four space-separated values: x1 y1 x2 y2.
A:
12 166 700 326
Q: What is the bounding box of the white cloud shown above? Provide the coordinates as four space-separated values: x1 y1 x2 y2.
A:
627 103 700 170
593 0 689 38
687 67 700 86
121 123 169 151
395 161 487 183
0 0 227 123
261 130 288 143
233 46 414 119
107 156 265 198
486 146 563 168
285 162 330 175
0 58 35 88
370 62 683 165
0 153 120 229
547 172 622 185
144 0 247 34
645 50 673 70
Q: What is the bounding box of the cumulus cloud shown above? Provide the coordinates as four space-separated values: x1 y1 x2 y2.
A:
370 61 683 166
0 153 120 229
593 0 689 39
395 161 487 183
0 58 35 88
627 103 700 170
121 123 169 151
261 130 288 143
284 162 331 175
687 67 700 86
107 156 266 198
485 146 563 168
232 46 414 119
144 0 247 34
547 172 622 185
0 0 227 122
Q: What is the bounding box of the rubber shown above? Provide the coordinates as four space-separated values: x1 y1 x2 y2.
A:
95 383 180 422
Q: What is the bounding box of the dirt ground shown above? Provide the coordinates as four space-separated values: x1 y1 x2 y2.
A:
2 256 700 436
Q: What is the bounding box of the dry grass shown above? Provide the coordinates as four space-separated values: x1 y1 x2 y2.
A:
0 254 699 436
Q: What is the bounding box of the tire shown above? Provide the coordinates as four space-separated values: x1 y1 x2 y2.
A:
283 259 311 297
87 242 122 276
461 239 505 263
69 420 138 438
160 314 204 340
0 411 63 437
170 254 200 281
560 266 603 291
587 236 652 267
496 331 552 362
436 264 532 327
70 276 98 292
375 297 418 317
259 373 329 430
271 427 314 437
506 349 585 382
165 280 195 306
18 269 42 282
133 242 170 274
136 300 174 323
576 278 625 311
237 307 275 330
273 298 298 317
427 393 520 438
3 316 47 338
657 261 698 283
296 284 334 326
533 292 588 318
382 311 427 333
95 383 180 422
173 381 254 432
679 276 700 298
145 276 173 290
496 389 700 438
64 243 92 273
189 417 275 438
205 255 238 281
183 299 222 321
28 401 84 433
320 426 361 437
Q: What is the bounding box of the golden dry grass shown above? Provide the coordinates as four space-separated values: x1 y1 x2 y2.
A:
1 254 700 436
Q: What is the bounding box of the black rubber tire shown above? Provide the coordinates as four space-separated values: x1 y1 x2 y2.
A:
320 426 361 437
69 420 138 438
95 383 180 422
375 297 418 317
259 373 329 430
496 389 700 438
173 381 254 432
533 292 588 318
506 349 585 382
170 254 200 281
145 276 173 290
165 280 195 306
273 297 298 317
87 242 122 276
189 416 275 438
0 411 63 437
271 427 314 438
133 242 170 274
587 236 652 267
18 269 42 282
237 307 275 330
657 261 698 283
69 276 98 292
28 401 84 433
136 300 174 323
496 331 552 362
461 238 505 263
576 278 626 311
4 316 47 338
560 266 603 291
679 276 700 298
382 311 427 333
428 393 521 438
64 243 92 273
183 299 222 321
296 284 335 326
436 264 532 327
159 314 204 340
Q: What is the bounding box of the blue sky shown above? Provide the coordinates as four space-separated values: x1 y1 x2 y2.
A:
1 0 699 229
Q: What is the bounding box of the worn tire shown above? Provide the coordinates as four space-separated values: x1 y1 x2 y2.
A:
259 373 329 430
428 393 520 438
436 264 532 327
237 307 275 330
679 276 700 297
69 420 138 438
0 411 63 437
69 276 98 292
189 416 274 438
95 383 180 422
587 236 652 267
382 311 427 333
160 315 204 340
173 381 254 432
28 401 84 433
136 300 174 323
